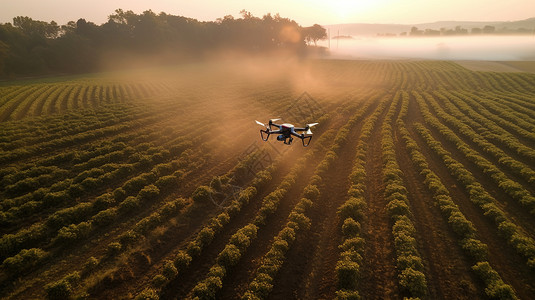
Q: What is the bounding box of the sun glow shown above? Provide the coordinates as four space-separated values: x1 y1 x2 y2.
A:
315 0 386 23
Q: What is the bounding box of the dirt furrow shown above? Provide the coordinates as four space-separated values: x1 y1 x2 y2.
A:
263 102 371 300
395 130 483 299
358 97 399 300
407 98 535 299
217 120 346 299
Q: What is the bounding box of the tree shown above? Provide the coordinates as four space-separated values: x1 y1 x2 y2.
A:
0 41 8 75
303 24 327 46
483 25 495 34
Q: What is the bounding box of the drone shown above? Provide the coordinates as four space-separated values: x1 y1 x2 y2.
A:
255 118 318 147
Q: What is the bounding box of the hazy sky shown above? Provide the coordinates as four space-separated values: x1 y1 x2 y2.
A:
1 0 534 26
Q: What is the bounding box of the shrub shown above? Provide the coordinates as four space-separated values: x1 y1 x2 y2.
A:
93 193 114 210
230 225 257 251
461 238 488 262
398 267 427 297
207 265 226 278
174 251 192 272
45 279 72 300
342 218 361 238
448 211 475 237
54 222 92 245
472 262 518 299
192 276 222 300
2 248 48 275
336 259 360 289
338 197 366 221
135 288 159 300
118 196 140 214
339 237 365 252
106 242 122 257
162 260 178 280
46 202 94 229
112 188 127 202
155 175 178 190
217 244 241 268
137 184 160 203
288 212 310 230
43 191 70 207
394 231 417 256
123 175 151 194
191 186 213 205
336 289 361 300
134 212 161 234
397 254 424 271
215 212 231 228
248 274 273 298
91 208 118 227
84 257 99 273
303 185 320 200
152 274 168 288
119 230 139 247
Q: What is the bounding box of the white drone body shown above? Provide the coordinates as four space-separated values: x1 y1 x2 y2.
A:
255 118 318 147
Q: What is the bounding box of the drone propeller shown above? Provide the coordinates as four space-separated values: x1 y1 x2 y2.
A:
305 122 318 135
255 120 266 127
270 118 281 123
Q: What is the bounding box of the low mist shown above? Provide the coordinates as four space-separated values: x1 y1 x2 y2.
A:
321 35 535 61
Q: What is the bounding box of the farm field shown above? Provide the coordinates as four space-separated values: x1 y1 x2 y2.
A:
1 58 535 300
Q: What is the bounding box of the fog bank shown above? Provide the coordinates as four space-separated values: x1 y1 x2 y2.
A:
320 35 535 60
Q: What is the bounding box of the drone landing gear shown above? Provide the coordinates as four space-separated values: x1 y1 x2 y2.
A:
302 136 312 147
260 129 270 141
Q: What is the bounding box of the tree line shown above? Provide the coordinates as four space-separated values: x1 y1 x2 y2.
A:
0 9 327 78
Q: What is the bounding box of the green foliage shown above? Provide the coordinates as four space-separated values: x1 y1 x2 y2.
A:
398 267 428 297
91 208 118 227
174 251 192 272
118 196 140 214
84 256 99 273
54 222 92 244
472 262 518 299
336 259 360 289
151 274 168 288
217 244 242 268
341 218 361 238
45 279 72 300
192 186 213 205
162 260 178 280
2 248 48 275
106 242 122 257
338 197 366 221
135 288 160 300
137 184 160 203
335 289 361 300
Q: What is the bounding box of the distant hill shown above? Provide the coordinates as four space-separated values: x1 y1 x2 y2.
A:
323 17 535 36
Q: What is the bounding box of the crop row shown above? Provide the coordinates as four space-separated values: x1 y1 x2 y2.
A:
241 100 375 300
0 146 200 271
437 90 535 158
40 147 272 299
397 93 518 299
458 91 535 133
382 92 428 298
416 91 535 216
160 110 332 299
137 147 292 298
414 93 535 271
334 92 389 299
0 80 183 121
